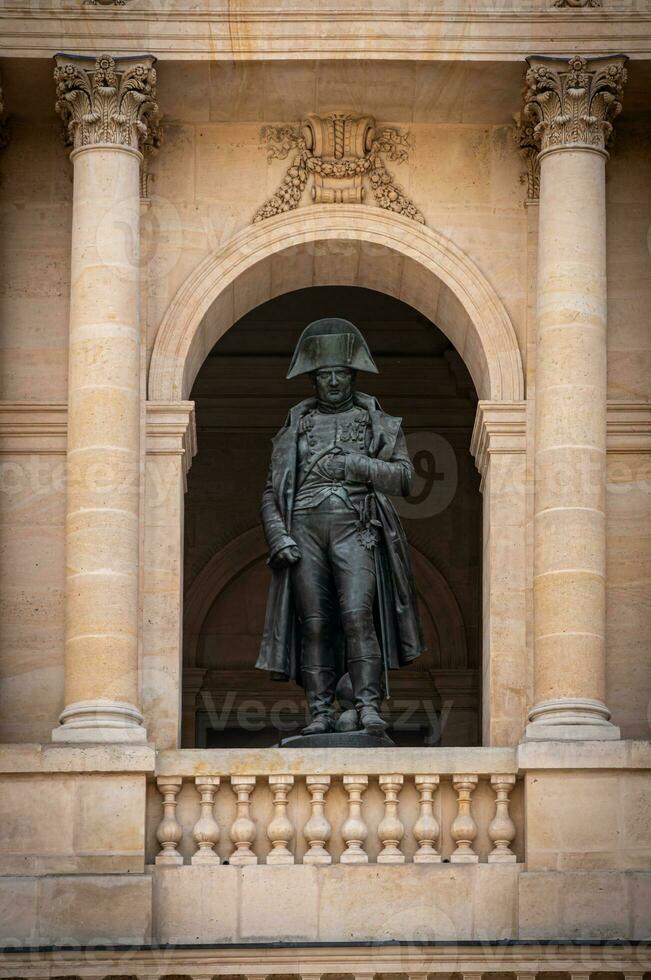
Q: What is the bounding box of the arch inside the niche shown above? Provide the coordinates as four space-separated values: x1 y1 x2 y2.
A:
148 206 524 404
183 527 469 675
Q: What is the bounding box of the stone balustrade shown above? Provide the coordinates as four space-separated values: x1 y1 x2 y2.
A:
151 747 522 866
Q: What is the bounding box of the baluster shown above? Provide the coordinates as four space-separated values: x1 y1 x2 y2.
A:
230 775 257 865
377 773 405 863
413 774 441 863
303 775 332 865
450 773 479 863
488 773 517 863
267 774 295 864
155 776 184 866
192 776 220 865
341 775 369 864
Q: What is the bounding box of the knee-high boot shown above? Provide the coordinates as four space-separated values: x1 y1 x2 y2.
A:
301 664 337 735
347 656 388 735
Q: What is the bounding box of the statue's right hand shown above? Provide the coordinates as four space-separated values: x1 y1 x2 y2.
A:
275 544 301 566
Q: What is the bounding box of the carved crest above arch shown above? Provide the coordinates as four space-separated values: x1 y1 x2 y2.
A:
253 112 425 225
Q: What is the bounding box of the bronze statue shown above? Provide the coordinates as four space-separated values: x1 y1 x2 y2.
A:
256 318 423 738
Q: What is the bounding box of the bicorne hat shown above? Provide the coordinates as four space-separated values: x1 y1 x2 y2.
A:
286 317 379 379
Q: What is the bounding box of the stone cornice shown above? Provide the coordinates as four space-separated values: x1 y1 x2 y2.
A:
0 402 67 454
0 402 198 469
145 400 197 484
471 399 651 478
470 401 527 480
523 54 628 155
1 943 649 976
2 400 648 459
2 5 651 61
606 400 651 452
54 52 159 152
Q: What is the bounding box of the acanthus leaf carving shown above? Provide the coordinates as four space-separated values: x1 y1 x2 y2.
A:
515 116 540 201
140 118 164 199
253 113 424 224
522 54 627 154
553 0 601 6
54 53 159 152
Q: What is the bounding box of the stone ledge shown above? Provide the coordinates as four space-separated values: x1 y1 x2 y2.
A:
0 743 156 774
0 942 649 976
517 738 651 771
2 5 651 62
156 745 518 777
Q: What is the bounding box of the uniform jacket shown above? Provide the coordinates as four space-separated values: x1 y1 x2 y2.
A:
256 391 424 685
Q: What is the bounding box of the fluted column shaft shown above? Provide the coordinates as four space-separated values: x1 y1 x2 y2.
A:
523 55 627 740
52 54 159 742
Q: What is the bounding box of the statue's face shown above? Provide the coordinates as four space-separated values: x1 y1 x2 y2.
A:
313 366 355 408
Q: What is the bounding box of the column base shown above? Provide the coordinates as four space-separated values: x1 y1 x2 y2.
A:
51 699 147 743
524 698 620 741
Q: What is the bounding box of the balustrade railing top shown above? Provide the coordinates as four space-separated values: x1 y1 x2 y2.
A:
152 747 521 868
156 745 517 776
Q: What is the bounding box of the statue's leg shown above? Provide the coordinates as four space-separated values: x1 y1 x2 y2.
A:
329 510 388 736
290 511 337 734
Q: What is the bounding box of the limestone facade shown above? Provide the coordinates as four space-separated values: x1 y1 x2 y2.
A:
0 2 650 975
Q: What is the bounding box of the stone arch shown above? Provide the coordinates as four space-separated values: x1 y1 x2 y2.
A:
148 206 524 403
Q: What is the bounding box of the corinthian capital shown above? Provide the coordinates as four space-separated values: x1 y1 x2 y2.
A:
54 53 159 152
523 54 627 154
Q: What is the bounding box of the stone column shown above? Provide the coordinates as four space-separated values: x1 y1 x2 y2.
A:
523 55 627 739
51 54 159 742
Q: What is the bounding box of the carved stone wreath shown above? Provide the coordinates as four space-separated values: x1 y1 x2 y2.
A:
253 113 424 224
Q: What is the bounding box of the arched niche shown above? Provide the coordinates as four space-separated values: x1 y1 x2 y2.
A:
148 206 524 405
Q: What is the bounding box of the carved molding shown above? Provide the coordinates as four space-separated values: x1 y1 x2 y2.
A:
0 403 67 454
141 118 163 199
471 400 651 480
5 401 644 459
523 54 627 154
470 401 527 484
553 0 601 6
54 53 159 152
253 113 424 224
146 400 197 489
515 118 540 201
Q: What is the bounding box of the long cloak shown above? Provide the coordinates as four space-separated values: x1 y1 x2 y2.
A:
255 391 424 686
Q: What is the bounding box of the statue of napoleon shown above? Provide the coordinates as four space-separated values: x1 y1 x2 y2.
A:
256 318 423 738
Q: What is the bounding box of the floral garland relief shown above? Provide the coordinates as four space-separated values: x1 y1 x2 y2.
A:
253 113 425 224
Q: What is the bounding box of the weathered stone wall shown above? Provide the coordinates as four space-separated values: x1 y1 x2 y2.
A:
0 59 649 744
